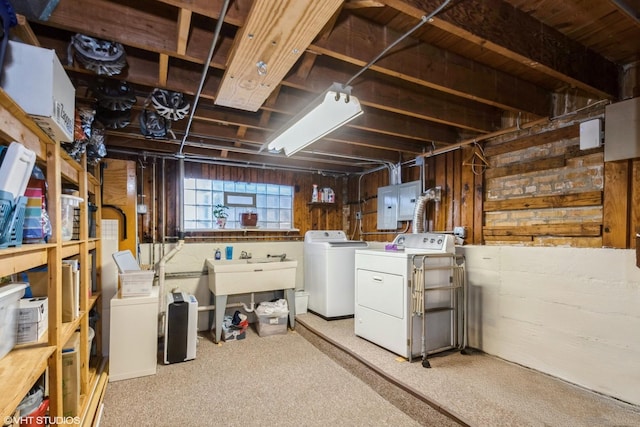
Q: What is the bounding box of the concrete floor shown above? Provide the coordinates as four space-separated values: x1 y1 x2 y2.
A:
297 312 640 427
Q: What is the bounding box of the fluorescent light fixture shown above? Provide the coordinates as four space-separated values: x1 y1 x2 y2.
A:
263 83 363 156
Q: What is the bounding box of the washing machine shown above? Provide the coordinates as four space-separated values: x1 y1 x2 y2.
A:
354 233 463 361
304 230 369 319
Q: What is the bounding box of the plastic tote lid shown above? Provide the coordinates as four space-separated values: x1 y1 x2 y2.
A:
0 282 27 299
60 194 84 205
112 250 141 273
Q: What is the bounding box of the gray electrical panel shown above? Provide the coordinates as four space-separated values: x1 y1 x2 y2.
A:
377 185 399 230
605 97 640 162
377 180 421 230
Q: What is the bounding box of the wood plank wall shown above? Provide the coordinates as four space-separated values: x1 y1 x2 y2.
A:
134 107 639 249
139 160 346 242
344 149 482 244
482 110 640 249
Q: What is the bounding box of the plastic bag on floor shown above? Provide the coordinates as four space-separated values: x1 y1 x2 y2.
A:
255 299 288 316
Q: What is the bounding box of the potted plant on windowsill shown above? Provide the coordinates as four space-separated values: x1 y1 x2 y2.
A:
213 204 229 229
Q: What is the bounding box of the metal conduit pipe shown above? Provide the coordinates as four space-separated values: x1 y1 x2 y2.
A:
107 146 388 175
158 0 230 331
177 0 231 156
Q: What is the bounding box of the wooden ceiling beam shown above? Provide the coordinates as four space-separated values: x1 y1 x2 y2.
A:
384 0 618 98
312 12 550 117
286 60 502 133
41 3 500 132
214 0 343 111
176 8 192 55
46 0 179 53
103 134 370 173
156 0 251 27
158 54 169 86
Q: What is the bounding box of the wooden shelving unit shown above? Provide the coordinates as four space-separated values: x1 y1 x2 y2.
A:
0 88 107 423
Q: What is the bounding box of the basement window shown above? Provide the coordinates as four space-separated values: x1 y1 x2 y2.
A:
183 178 293 230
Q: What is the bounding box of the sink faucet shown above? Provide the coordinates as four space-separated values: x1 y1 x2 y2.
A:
267 253 286 261
240 251 252 259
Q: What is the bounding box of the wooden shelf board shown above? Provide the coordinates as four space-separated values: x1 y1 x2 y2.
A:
88 294 100 311
0 345 55 420
0 244 51 277
60 312 86 347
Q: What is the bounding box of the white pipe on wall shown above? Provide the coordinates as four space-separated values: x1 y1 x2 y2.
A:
157 240 184 333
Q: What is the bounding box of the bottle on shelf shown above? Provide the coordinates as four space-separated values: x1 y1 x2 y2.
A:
326 188 335 203
312 184 318 202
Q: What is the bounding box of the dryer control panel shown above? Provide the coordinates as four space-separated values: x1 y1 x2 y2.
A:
392 233 454 253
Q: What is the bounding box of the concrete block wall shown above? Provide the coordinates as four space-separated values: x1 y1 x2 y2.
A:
461 245 640 406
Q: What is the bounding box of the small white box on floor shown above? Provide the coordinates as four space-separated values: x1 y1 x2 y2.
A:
295 291 309 314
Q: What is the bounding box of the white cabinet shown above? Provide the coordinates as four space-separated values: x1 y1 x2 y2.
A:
109 288 159 381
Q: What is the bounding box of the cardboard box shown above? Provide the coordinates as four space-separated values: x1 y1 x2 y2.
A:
17 297 48 344
1 41 75 142
62 332 80 417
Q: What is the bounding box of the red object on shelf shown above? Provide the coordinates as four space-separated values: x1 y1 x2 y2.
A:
19 397 49 426
240 212 258 227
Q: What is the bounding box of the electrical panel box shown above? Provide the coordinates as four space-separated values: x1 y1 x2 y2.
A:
397 181 421 221
377 180 421 229
605 97 640 161
377 185 398 230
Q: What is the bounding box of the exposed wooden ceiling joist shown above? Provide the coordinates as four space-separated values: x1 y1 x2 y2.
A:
20 0 639 173
214 0 344 111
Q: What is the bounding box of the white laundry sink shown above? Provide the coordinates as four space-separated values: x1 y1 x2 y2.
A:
206 258 298 295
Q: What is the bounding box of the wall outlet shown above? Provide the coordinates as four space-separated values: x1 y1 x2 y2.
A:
453 226 466 239
355 211 362 220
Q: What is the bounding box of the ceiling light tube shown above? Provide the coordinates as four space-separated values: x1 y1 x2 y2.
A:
264 83 363 156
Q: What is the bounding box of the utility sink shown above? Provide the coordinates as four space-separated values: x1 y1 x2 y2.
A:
206 257 298 343
206 258 298 295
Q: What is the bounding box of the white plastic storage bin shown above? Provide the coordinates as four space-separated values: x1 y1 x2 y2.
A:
255 310 289 337
60 195 83 241
119 270 155 297
0 283 28 360
295 291 309 315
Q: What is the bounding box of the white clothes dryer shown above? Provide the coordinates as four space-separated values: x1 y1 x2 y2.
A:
304 230 369 319
354 233 463 362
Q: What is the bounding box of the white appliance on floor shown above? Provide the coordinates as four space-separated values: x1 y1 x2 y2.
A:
164 291 197 364
304 230 369 319
109 287 159 381
354 233 463 362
